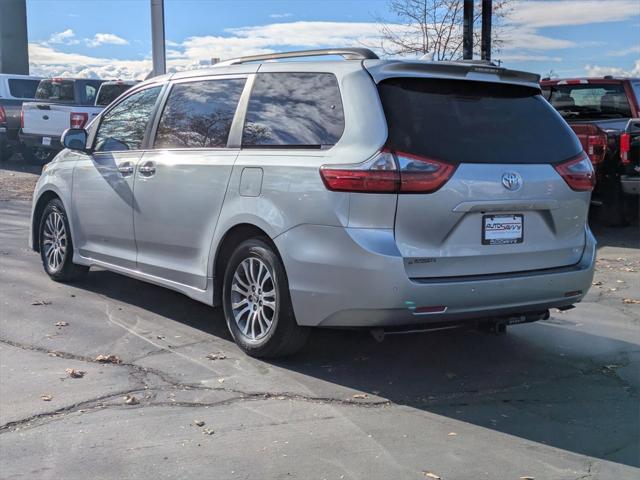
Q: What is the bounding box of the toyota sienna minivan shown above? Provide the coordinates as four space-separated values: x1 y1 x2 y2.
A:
30 48 596 357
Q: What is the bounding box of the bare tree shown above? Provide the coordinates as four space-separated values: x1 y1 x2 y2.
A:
376 0 512 60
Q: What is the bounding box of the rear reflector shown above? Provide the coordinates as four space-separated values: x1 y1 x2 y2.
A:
20 109 24 129
554 153 595 192
320 150 455 194
620 133 631 165
70 112 88 129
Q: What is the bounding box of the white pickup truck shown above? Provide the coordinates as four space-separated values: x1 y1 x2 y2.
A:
20 78 105 164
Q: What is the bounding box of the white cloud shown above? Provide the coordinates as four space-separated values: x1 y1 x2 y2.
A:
45 29 79 46
607 45 640 57
585 58 640 76
86 33 129 48
499 54 562 62
510 0 639 28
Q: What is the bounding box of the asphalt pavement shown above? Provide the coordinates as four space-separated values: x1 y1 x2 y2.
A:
0 198 638 480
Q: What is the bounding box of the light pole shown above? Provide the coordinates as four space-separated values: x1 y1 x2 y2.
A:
150 0 166 77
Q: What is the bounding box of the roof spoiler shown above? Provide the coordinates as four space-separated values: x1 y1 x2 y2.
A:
364 60 541 89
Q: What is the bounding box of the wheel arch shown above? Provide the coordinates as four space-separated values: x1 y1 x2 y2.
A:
212 223 281 306
32 190 63 252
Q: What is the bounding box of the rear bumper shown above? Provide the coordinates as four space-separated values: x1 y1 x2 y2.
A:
18 131 62 151
275 225 596 328
620 175 640 195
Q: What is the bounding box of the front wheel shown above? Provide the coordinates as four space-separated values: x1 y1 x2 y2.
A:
222 238 309 358
39 199 88 282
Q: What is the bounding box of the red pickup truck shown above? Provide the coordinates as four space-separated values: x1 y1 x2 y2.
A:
541 77 639 226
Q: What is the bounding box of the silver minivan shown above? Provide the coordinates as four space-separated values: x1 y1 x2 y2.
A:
30 48 596 357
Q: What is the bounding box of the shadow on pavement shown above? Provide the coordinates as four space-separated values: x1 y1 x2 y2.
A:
78 268 639 468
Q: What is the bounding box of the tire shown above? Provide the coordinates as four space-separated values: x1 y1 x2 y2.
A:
39 199 89 282
0 143 12 162
597 176 629 227
222 238 309 358
23 146 54 166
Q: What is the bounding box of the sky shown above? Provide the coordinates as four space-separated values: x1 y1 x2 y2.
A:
25 0 640 80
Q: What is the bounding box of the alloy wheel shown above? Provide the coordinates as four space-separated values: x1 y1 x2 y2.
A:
42 210 67 272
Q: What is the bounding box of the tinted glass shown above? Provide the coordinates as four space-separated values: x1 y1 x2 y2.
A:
8 79 40 99
155 78 245 149
379 78 581 165
77 80 104 105
35 79 75 102
242 73 344 148
542 83 632 120
95 86 162 152
96 84 134 106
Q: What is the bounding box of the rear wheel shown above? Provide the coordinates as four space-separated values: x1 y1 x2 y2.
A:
39 199 88 282
222 238 309 358
0 143 13 161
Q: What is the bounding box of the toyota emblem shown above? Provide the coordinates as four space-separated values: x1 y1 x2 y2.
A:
501 172 522 191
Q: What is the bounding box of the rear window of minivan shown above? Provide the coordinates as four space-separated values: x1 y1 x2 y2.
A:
378 78 581 165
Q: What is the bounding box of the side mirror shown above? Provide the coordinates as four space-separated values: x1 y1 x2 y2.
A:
61 128 88 151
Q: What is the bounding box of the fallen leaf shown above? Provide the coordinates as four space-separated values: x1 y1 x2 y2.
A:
194 420 205 427
95 354 121 364
32 300 51 306
592 281 603 286
40 394 53 401
520 477 535 480
65 368 85 378
616 280 625 284
124 394 139 405
202 428 215 435
156 335 165 340
623 298 640 304
422 472 441 479
54 321 68 327
607 288 617 292
217 378 225 384
352 393 369 399
447 432 457 436
206 352 227 360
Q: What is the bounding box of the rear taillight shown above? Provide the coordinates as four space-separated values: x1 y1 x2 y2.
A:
320 150 455 194
620 133 631 165
70 112 88 129
586 133 607 164
0 106 6 125
554 153 596 192
20 109 24 129
320 151 399 193
394 151 456 193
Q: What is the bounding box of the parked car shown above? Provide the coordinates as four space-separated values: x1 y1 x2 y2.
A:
19 77 105 164
29 48 596 357
541 77 640 225
0 74 42 161
95 80 139 107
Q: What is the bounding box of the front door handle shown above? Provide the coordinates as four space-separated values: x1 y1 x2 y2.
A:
117 161 134 177
138 161 156 177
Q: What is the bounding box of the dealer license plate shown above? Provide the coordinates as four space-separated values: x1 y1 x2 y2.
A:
482 214 523 245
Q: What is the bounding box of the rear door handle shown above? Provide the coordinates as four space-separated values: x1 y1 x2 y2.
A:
117 161 134 177
138 161 156 177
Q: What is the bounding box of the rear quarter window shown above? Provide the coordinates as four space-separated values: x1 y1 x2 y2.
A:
8 79 40 99
242 72 344 148
378 78 581 164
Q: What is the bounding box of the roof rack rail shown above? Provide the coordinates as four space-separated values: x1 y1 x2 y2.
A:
216 48 379 66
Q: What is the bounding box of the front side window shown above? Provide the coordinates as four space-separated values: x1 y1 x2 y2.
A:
155 78 246 149
95 86 162 152
242 72 344 148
